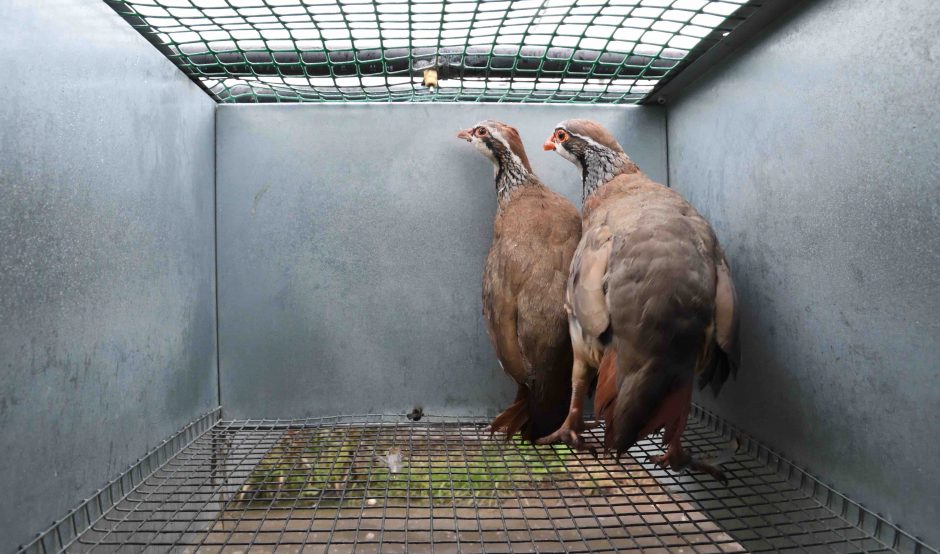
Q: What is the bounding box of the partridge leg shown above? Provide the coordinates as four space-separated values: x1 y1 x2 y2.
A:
536 358 593 449
649 441 728 483
647 382 727 483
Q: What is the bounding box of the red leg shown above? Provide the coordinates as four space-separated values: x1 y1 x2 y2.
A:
647 382 728 483
647 382 691 467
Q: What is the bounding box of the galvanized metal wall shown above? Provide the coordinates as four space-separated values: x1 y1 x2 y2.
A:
667 0 940 545
0 1 217 550
216 104 666 419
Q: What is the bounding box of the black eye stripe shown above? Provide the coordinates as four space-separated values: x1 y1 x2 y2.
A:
484 136 510 156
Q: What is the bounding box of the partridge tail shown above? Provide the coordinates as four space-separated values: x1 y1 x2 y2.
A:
490 385 531 442
610 352 687 458
697 347 738 395
491 379 572 444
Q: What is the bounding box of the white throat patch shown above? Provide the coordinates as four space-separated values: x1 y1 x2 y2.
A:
555 143 581 169
472 134 497 164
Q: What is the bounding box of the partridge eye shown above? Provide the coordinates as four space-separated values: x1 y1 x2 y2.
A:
556 130 569 142
476 127 488 137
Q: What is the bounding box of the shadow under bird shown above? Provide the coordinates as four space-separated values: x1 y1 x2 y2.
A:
539 119 739 480
457 120 582 443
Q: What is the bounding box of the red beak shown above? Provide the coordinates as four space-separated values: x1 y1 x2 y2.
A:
543 136 556 151
456 128 473 141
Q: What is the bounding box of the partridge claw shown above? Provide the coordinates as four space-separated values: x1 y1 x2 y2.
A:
648 451 728 484
536 426 584 450
688 456 729 485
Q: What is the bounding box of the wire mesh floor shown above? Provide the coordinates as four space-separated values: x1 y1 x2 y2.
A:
53 407 928 553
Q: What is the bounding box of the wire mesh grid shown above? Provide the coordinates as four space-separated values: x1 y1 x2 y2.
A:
26 406 937 554
103 0 762 104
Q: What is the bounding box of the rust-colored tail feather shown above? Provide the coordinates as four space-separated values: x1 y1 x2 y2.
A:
491 378 572 443
490 385 531 442
610 353 683 457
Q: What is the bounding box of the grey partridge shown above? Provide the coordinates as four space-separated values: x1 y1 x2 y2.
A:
539 119 739 480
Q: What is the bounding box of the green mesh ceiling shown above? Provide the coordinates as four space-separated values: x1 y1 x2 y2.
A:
105 0 758 103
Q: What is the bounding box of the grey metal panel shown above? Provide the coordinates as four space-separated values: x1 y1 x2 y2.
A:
216 104 665 419
0 1 217 550
667 0 940 545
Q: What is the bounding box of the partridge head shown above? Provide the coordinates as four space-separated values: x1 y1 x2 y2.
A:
543 119 638 198
457 121 533 200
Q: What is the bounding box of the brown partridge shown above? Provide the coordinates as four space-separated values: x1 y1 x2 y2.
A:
538 119 739 480
457 121 582 443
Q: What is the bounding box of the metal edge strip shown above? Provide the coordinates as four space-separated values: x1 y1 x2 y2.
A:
16 407 222 554
690 403 939 554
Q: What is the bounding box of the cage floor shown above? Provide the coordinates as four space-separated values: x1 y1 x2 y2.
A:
60 408 913 553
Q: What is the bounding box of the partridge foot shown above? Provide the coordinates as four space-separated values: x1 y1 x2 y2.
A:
536 425 584 450
649 448 728 484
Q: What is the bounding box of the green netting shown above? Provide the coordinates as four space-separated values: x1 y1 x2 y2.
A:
105 0 757 103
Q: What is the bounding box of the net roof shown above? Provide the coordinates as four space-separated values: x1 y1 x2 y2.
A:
105 0 759 103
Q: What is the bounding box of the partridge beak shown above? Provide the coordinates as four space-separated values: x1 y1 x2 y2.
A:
456 129 473 142
543 136 556 151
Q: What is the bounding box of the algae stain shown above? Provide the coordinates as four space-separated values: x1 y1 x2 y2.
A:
252 183 272 215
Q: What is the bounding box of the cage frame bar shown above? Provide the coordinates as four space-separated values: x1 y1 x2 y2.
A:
102 0 766 104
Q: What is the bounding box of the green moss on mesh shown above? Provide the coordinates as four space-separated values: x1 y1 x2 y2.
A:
234 427 573 507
